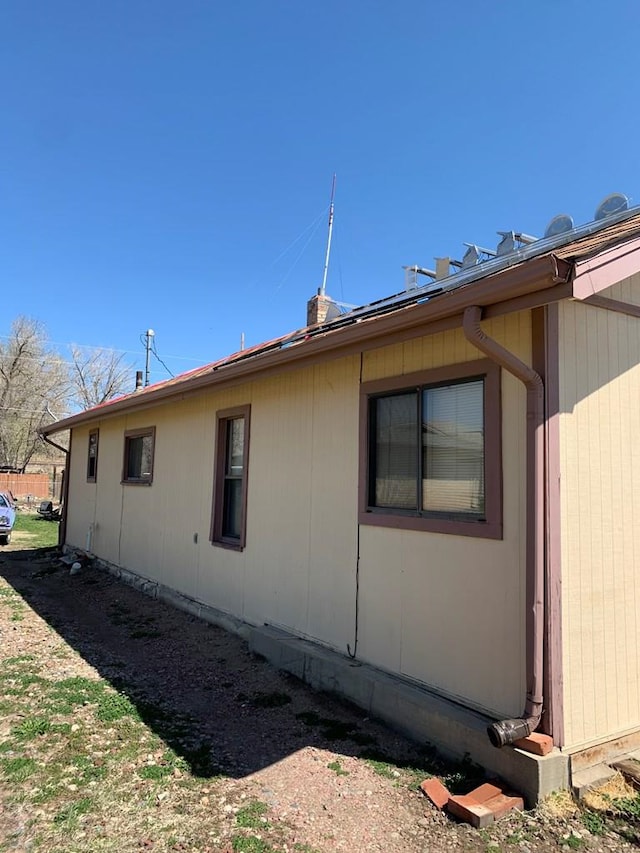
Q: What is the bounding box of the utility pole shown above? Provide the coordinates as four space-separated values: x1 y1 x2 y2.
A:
144 329 155 387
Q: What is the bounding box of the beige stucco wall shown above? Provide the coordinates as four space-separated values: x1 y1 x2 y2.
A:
558 293 640 750
67 312 530 719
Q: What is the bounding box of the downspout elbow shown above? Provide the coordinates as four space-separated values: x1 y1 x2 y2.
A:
487 713 541 748
40 433 68 456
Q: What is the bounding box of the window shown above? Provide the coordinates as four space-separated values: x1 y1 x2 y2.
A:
87 430 99 482
211 406 250 549
122 428 155 484
360 359 502 539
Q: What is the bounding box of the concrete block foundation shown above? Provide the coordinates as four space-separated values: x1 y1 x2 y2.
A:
90 554 569 806
249 624 569 807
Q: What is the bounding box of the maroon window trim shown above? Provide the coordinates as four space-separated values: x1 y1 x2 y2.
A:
121 427 156 485
210 405 251 551
87 429 99 483
359 359 502 539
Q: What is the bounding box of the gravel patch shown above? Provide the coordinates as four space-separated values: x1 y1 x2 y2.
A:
1 546 639 852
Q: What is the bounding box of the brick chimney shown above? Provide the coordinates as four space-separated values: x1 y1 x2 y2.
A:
306 291 339 326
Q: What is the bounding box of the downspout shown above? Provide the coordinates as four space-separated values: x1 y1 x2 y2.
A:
463 306 545 747
41 432 70 549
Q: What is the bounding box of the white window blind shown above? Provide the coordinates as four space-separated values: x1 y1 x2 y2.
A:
422 380 484 515
371 378 485 518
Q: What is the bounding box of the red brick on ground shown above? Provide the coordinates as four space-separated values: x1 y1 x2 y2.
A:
447 795 495 829
513 732 554 756
467 782 502 803
420 778 451 810
446 781 524 828
483 792 525 821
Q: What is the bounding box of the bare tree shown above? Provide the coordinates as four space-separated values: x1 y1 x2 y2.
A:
0 317 69 471
69 345 133 409
0 318 136 470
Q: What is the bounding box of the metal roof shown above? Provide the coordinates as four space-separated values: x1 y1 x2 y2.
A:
41 206 640 436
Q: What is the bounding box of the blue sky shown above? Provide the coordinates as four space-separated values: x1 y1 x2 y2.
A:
2 1 638 384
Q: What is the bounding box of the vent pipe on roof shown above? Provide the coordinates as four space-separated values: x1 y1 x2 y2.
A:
135 371 143 392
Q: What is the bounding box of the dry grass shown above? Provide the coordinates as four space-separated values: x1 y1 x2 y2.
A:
541 789 580 819
0 660 233 851
582 773 638 812
3 551 640 852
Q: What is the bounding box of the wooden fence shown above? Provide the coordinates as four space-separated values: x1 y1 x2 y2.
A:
0 473 54 501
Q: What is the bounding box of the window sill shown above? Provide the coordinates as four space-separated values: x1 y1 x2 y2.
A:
121 479 153 486
359 509 502 540
211 538 245 552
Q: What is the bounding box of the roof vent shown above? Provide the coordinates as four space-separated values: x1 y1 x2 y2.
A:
544 214 574 239
595 192 629 221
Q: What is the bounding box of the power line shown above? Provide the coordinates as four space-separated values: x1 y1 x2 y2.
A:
0 415 67 423
151 341 174 378
0 335 207 364
139 332 174 381
0 354 107 368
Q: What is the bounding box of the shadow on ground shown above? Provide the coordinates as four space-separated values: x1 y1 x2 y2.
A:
0 547 482 790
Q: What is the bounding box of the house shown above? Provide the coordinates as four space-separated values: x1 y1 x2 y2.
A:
42 199 640 804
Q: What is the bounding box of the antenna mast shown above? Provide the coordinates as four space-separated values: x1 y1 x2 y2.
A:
319 173 336 296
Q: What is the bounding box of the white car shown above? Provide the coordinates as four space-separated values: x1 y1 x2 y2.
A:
0 491 16 546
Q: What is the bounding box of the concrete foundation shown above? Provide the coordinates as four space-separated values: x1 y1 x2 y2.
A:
90 554 569 806
571 764 618 799
249 624 568 807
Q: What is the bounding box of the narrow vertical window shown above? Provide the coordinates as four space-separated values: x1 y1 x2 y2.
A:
212 406 250 549
87 430 99 482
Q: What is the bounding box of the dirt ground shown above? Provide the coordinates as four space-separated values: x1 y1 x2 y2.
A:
1 542 639 853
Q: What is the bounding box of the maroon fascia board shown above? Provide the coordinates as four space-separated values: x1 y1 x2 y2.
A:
572 234 640 299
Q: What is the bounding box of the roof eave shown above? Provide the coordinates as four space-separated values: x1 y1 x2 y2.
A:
40 252 570 437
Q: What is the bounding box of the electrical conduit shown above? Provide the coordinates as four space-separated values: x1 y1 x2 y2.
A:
462 306 545 747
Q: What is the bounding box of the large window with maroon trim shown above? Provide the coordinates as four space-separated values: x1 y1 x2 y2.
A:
211 406 250 550
360 360 502 539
